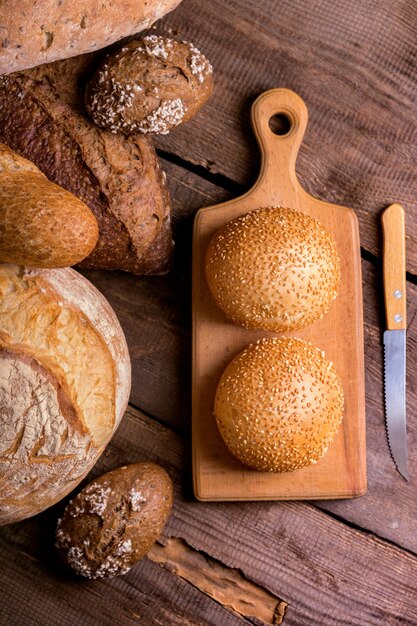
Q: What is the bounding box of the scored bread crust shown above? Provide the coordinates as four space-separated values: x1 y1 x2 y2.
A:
0 54 173 275
0 264 131 525
0 0 183 75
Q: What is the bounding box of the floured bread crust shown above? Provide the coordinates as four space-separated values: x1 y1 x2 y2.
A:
0 264 131 524
0 0 183 75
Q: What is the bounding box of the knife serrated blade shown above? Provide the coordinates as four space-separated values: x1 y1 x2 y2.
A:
383 329 407 480
382 203 408 481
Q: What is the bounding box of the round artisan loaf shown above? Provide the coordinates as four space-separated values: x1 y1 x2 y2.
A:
0 143 99 268
56 462 173 579
85 36 213 135
0 264 131 525
205 206 341 331
214 337 344 472
0 0 183 75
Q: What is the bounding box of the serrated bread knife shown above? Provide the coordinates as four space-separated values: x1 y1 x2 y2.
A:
382 203 408 481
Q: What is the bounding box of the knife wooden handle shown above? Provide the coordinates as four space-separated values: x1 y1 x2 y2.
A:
382 203 406 330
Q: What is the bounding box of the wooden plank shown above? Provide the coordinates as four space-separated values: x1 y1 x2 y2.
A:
1 406 416 625
0 536 252 626
192 88 366 500
150 0 417 272
148 538 288 625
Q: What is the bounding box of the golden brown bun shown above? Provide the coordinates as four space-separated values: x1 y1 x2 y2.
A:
0 144 99 268
56 462 173 579
214 337 344 472
205 206 341 331
85 36 213 135
0 264 131 525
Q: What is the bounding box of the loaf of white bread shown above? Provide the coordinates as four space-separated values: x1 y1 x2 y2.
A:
0 0 183 74
0 264 131 525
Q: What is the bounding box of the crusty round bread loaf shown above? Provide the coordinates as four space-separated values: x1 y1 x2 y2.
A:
0 264 131 525
214 337 344 472
0 144 99 268
0 0 183 75
205 206 341 331
56 462 173 579
85 36 213 135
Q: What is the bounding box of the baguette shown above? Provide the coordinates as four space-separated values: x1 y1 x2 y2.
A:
0 54 174 275
0 0 183 75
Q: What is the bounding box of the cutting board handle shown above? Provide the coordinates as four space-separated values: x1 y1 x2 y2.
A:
250 88 308 202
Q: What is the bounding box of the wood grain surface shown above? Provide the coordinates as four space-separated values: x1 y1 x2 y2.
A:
1 0 417 624
192 88 366 500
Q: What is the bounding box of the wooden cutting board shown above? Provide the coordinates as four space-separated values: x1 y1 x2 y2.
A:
192 88 366 501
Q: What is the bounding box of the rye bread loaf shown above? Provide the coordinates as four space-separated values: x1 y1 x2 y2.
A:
0 263 131 525
0 54 173 275
0 0 183 75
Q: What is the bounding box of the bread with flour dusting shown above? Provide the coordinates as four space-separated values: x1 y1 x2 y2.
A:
85 36 213 135
0 0 183 75
0 264 131 525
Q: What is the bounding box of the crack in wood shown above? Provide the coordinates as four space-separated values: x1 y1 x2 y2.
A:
157 147 245 196
148 537 288 625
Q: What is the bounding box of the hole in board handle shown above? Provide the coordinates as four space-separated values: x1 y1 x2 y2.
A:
269 112 292 136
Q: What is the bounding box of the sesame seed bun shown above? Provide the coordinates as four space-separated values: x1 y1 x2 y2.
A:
205 207 341 331
214 337 344 472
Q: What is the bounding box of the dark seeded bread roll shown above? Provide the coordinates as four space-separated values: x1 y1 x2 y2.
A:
85 36 213 135
0 53 173 275
56 462 173 579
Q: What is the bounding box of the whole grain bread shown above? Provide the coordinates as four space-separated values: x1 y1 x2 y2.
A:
0 53 174 275
0 0 183 75
85 36 213 135
56 462 173 579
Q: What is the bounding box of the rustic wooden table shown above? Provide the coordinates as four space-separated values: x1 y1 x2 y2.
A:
1 1 417 624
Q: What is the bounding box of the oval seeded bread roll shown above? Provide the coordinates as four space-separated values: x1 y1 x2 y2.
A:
215 337 344 472
0 144 99 268
0 0 183 75
56 462 173 579
0 264 131 525
85 36 213 135
205 206 341 331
